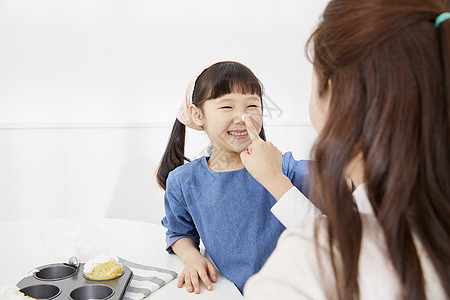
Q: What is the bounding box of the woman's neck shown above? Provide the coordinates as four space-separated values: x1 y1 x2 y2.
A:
208 148 243 172
346 153 365 188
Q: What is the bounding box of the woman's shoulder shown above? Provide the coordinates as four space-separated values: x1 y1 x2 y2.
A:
358 215 446 298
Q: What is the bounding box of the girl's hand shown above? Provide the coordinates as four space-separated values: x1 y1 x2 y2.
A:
240 114 293 200
177 251 217 294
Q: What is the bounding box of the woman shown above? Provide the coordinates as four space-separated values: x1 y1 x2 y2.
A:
242 0 450 299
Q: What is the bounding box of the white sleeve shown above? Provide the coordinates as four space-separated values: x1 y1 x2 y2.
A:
244 217 332 300
270 187 321 229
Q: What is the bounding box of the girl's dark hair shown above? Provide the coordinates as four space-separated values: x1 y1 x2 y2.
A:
157 61 266 190
307 0 450 299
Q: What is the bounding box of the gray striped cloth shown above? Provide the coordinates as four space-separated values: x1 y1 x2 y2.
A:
118 257 178 300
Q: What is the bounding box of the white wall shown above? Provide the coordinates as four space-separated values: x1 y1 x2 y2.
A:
0 0 327 224
0 124 317 224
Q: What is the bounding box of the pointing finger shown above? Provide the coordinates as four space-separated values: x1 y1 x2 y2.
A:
243 114 263 144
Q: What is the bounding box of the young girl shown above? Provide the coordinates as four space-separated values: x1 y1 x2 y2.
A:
156 61 319 294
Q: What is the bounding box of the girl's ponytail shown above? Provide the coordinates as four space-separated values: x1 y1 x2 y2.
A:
156 119 190 190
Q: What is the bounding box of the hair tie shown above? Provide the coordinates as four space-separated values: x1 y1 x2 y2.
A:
435 12 450 28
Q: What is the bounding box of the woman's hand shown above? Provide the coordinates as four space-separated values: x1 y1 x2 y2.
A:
177 251 217 294
240 114 294 200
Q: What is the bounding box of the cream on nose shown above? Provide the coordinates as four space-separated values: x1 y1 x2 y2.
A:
233 113 245 123
241 113 251 121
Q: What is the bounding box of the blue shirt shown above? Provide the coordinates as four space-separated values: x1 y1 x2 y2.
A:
161 152 311 292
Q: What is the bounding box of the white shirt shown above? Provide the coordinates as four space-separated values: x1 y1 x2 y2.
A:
271 183 373 229
245 184 446 299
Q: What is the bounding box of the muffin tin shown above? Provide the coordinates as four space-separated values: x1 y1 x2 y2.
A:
17 263 133 300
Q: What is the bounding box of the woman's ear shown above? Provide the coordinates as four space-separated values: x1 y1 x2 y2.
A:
189 104 204 128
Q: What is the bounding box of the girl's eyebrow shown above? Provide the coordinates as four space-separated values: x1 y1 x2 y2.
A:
215 96 261 102
215 98 232 102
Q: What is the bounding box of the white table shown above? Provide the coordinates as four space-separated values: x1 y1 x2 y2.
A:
0 218 243 299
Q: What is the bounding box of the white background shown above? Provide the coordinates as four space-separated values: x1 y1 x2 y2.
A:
0 0 328 224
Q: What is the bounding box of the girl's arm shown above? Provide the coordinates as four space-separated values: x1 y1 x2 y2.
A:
171 238 217 294
162 174 216 294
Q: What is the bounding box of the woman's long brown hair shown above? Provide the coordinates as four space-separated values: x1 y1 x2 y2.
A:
307 0 450 299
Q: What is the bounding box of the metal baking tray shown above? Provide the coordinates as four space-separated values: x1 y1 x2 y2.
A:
17 263 133 300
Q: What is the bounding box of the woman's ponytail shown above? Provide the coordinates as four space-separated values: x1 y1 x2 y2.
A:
439 17 450 135
156 119 190 190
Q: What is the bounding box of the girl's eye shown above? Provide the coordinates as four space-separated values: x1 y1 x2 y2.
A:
248 105 259 108
220 106 232 109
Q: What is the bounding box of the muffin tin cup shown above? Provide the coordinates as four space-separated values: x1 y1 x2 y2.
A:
17 263 133 300
20 284 61 299
34 265 77 281
69 285 114 300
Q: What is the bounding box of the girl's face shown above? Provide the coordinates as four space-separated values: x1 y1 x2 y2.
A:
193 93 263 156
309 70 331 134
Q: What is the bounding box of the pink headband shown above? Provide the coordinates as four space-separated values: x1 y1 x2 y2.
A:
177 62 222 131
176 76 204 131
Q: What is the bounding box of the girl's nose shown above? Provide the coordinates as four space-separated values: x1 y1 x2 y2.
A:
233 113 245 124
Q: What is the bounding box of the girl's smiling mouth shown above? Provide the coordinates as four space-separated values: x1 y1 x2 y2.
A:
227 130 248 138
